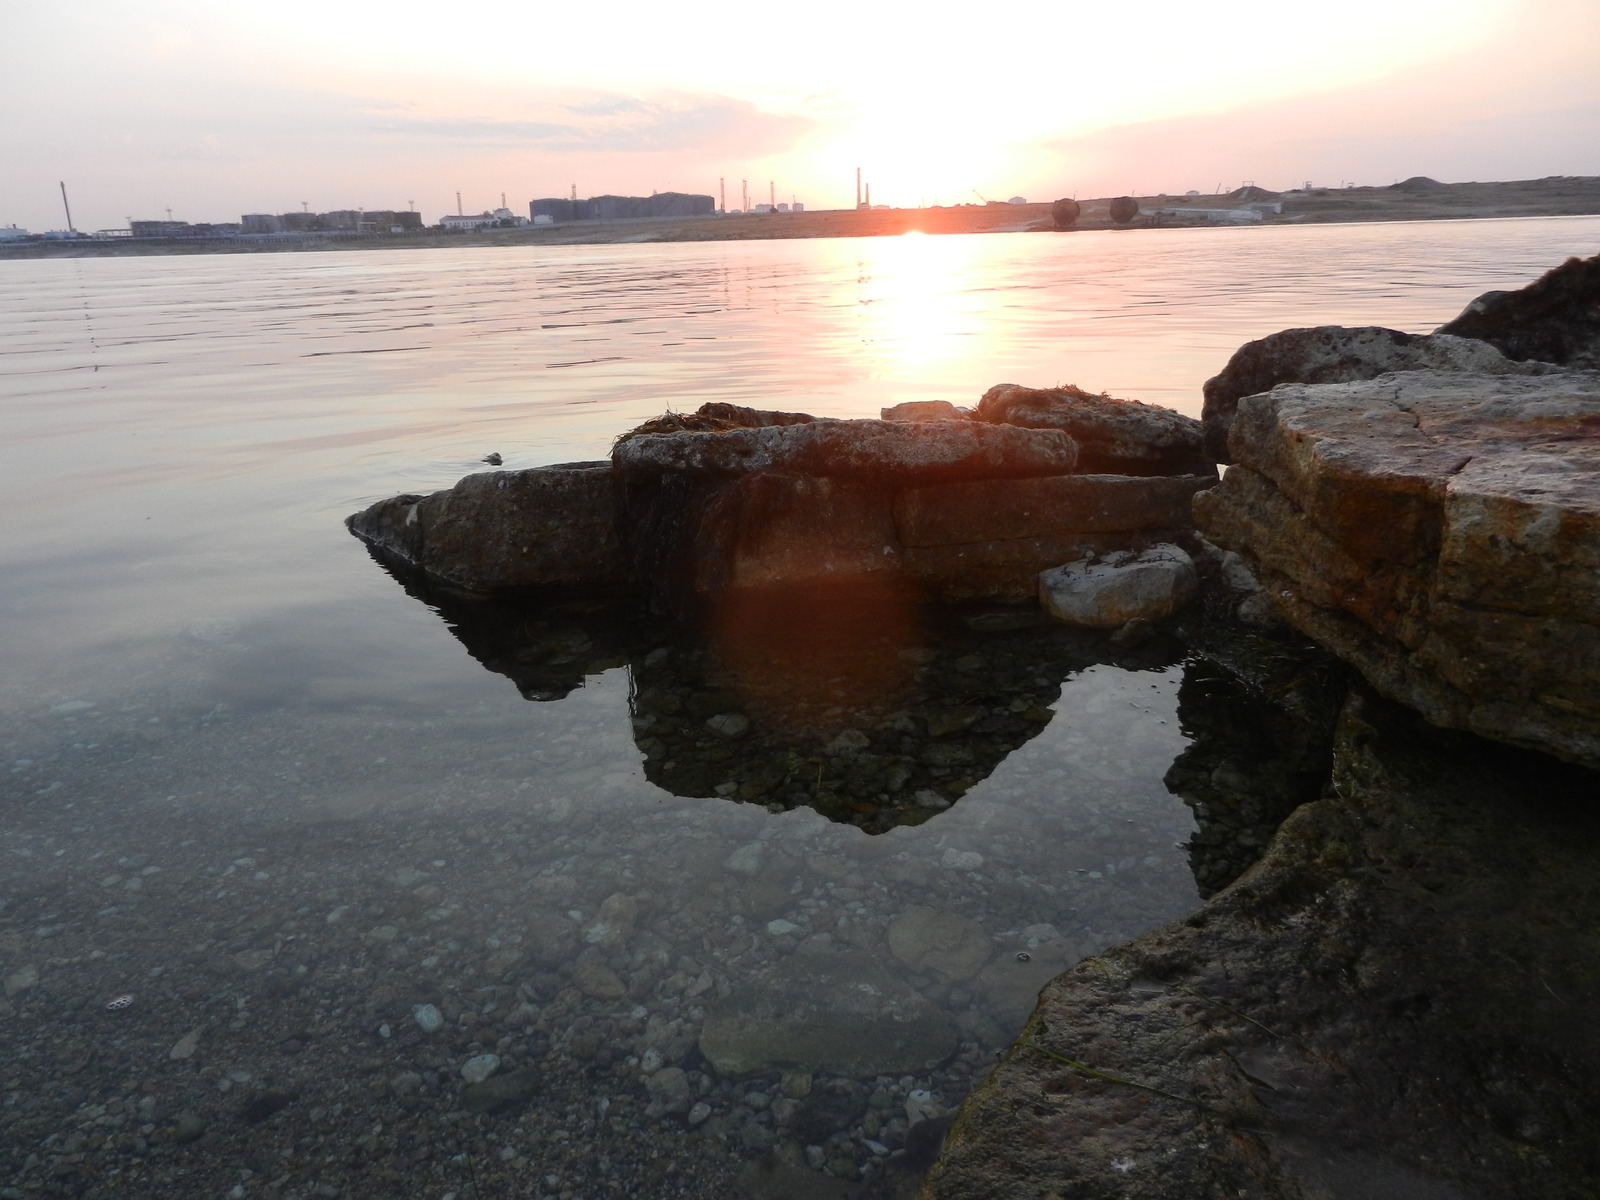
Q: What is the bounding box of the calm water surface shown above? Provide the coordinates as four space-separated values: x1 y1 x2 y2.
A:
2 216 1597 1198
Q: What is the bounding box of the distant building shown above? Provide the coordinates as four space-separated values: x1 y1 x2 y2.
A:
242 214 281 233
529 192 714 223
0 225 31 241
440 208 523 231
130 220 196 238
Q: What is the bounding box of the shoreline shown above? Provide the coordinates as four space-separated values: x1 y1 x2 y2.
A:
4 175 1598 260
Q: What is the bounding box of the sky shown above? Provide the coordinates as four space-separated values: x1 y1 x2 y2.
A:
2 0 1597 231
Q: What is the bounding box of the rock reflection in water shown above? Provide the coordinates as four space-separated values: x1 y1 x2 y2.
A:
369 549 1188 833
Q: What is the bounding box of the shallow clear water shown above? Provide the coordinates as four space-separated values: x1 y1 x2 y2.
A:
2 216 1597 1198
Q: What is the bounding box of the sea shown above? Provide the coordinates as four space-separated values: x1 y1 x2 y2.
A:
2 214 1597 1199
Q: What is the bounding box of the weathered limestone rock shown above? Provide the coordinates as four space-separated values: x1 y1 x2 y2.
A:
614 417 1079 484
1039 545 1199 628
1437 252 1600 369
345 461 628 593
881 400 964 422
699 950 959 1077
974 384 1212 476
925 689 1600 1200
1200 326 1556 462
894 474 1213 545
1194 370 1600 769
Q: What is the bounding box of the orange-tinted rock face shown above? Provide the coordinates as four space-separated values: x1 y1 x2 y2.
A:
1196 369 1600 769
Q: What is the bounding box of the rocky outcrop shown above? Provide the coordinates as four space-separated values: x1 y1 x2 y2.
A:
349 396 1214 613
344 461 628 593
1200 325 1557 462
1194 369 1600 770
1437 252 1600 368
923 688 1600 1199
975 383 1213 475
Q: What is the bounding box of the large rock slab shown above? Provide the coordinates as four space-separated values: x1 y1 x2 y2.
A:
614 417 1078 485
698 950 959 1078
925 689 1600 1200
974 384 1211 476
345 461 629 593
1200 325 1556 462
1194 370 1600 769
1437 252 1600 369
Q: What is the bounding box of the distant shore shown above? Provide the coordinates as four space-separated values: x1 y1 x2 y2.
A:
5 175 1598 260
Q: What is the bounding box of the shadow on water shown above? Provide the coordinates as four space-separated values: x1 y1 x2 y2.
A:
363 545 1196 835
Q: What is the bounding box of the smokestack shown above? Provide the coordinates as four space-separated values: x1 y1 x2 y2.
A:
769 181 774 208
720 178 725 213
456 192 463 216
856 167 861 210
865 182 871 208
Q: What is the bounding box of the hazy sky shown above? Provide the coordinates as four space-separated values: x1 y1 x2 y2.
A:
3 0 1597 230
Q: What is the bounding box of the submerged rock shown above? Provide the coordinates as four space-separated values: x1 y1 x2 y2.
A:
698 950 959 1077
974 383 1212 476
1200 325 1556 462
927 688 1600 1199
1039 544 1199 628
1195 369 1600 770
1437 252 1600 369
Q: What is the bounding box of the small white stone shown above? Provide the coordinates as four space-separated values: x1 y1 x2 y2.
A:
640 1048 664 1075
766 919 802 936
412 1003 444 1033
941 848 985 871
687 1101 713 1126
460 1054 500 1084
914 790 951 811
705 713 750 738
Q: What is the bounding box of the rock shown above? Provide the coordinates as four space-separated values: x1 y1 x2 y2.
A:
644 1066 692 1118
881 400 964 422
1039 544 1198 628
411 1003 444 1033
459 1054 501 1084
239 1089 296 1123
887 906 993 982
1108 196 1139 224
1200 325 1557 462
687 1101 712 1126
460 1067 541 1114
699 950 959 1077
705 712 750 738
1437 253 1600 369
893 473 1214 545
572 955 628 999
166 1112 208 1144
973 384 1212 476
3 964 38 997
613 418 1079 486
580 892 641 947
346 461 629 593
1050 198 1081 229
928 689 1600 1200
1194 370 1600 769
969 953 1070 1028
724 842 765 876
168 1029 201 1060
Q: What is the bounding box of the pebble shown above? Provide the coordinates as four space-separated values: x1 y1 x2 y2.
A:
460 1054 501 1084
168 1029 200 1060
412 1003 444 1033
687 1101 712 1126
706 713 750 738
